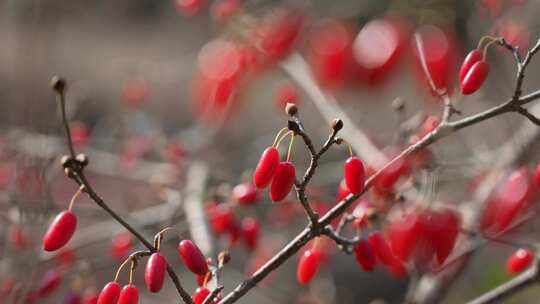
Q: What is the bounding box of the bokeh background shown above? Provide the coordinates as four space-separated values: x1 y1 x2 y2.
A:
1 0 540 303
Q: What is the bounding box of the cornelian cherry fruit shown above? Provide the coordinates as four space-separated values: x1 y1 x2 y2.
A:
37 270 62 297
297 249 321 284
354 239 376 272
43 211 77 252
270 161 296 201
368 231 395 266
232 183 259 205
118 284 138 304
82 290 99 304
506 248 534 273
192 287 210 304
534 164 540 188
97 282 121 304
253 147 280 189
459 50 483 82
144 253 167 293
111 231 133 260
461 60 490 95
178 240 209 275
344 156 365 194
274 81 299 110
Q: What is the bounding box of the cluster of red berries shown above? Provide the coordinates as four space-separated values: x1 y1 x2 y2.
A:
96 237 219 304
459 38 495 95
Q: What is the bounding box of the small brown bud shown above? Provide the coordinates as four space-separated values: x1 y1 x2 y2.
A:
75 153 89 167
331 119 343 131
218 251 231 265
64 167 75 178
285 103 298 116
334 137 343 144
50 75 66 93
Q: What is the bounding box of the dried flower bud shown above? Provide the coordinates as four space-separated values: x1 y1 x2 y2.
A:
50 76 66 93
75 153 89 167
334 137 343 144
285 103 298 116
60 155 74 168
331 119 343 131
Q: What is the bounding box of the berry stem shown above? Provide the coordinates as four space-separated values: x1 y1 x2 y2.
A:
68 185 85 212
114 257 133 283
154 226 178 251
286 134 295 162
477 35 499 52
272 127 290 147
275 130 294 149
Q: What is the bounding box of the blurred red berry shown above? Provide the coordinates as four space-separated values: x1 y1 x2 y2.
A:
111 231 133 260
211 0 240 22
368 231 395 266
274 81 299 110
121 79 148 108
232 183 259 205
506 248 534 273
354 238 376 272
241 217 260 251
70 121 90 147
37 270 62 298
175 0 206 16
192 287 210 304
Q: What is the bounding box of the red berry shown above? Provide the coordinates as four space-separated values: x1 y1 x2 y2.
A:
459 50 483 82
211 0 240 22
344 156 365 194
352 17 406 85
253 8 303 61
387 257 407 278
354 239 376 272
196 272 212 286
429 208 460 265
232 183 259 205
97 282 121 304
118 284 138 304
253 147 280 189
121 79 148 108
111 231 133 260
269 161 296 202
368 231 394 266
297 249 321 284
374 148 410 193
207 203 235 234
144 253 167 293
309 19 351 87
506 248 534 273
178 240 209 275
192 287 210 304
43 211 77 252
9 224 32 250
461 60 490 95
70 121 90 147
175 0 206 16
386 210 423 262
241 217 260 251
55 248 76 267
412 25 457 93
37 270 62 297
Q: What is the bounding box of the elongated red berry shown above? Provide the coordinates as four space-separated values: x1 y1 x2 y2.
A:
368 231 394 266
270 161 296 201
507 248 534 273
37 270 62 297
459 50 483 82
461 60 490 95
82 290 98 304
178 240 208 275
344 156 365 194
354 239 376 272
534 164 540 188
386 211 422 262
232 183 259 205
192 287 210 304
43 211 77 252
253 147 280 188
297 249 320 284
241 217 260 251
144 253 167 293
97 282 121 304
118 284 138 304
430 208 460 265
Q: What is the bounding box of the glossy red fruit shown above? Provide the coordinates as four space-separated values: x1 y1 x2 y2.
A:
534 164 540 188
144 253 167 293
309 19 351 87
207 203 235 234
368 232 395 266
192 287 210 304
111 231 133 260
297 249 321 284
344 156 365 194
387 257 407 278
97 282 121 304
482 168 533 233
353 17 406 85
241 217 260 251
37 270 62 297
461 60 490 95
232 183 259 205
429 208 460 265
270 161 296 201
43 211 77 252
178 240 209 275
253 147 280 188
506 248 534 273
459 50 483 82
412 25 457 93
354 239 376 272
118 284 138 304
386 211 423 262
